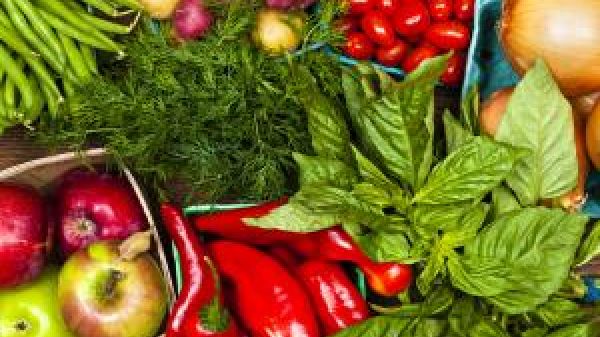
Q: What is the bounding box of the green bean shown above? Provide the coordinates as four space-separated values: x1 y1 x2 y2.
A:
0 6 11 27
59 33 91 83
40 81 59 119
4 75 15 112
0 24 62 100
13 0 66 66
79 43 98 75
2 0 66 71
79 0 118 17
0 88 14 133
0 45 33 112
67 0 136 34
109 0 143 10
23 73 43 125
37 8 125 57
33 0 98 34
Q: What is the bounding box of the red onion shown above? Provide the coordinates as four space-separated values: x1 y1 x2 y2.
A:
173 0 214 41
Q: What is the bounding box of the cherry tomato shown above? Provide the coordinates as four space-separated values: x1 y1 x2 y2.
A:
376 39 409 66
347 0 375 15
334 16 360 34
361 11 396 46
441 52 466 86
393 1 430 38
344 31 375 60
424 21 470 50
428 0 453 22
454 0 474 21
402 43 439 73
375 0 401 16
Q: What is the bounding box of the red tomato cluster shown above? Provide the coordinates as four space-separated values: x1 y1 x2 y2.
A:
340 0 474 87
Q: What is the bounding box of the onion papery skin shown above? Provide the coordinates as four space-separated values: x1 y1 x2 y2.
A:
500 0 600 97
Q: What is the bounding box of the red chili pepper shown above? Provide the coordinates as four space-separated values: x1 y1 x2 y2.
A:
193 200 413 297
160 203 240 337
207 240 321 337
288 227 413 297
267 245 302 268
296 260 370 335
191 197 305 245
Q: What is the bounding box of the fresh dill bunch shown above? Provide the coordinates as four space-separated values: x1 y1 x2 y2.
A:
36 1 346 204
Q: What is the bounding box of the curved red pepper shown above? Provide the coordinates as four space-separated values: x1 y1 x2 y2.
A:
160 203 240 337
267 245 302 268
192 197 305 245
288 227 413 297
192 200 413 297
207 240 321 337
296 260 370 335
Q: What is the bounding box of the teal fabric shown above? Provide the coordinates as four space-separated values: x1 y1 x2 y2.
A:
462 0 519 99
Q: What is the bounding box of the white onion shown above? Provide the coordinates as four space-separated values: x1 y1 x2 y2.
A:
500 0 600 97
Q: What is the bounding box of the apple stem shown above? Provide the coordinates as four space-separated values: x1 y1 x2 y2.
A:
14 320 29 332
104 269 125 299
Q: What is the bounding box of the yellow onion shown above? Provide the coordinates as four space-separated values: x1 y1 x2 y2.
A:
572 91 600 119
252 9 306 55
500 0 600 97
480 87 588 212
138 0 180 19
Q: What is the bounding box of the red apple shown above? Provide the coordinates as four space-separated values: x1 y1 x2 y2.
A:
55 168 147 258
0 183 48 288
58 240 168 337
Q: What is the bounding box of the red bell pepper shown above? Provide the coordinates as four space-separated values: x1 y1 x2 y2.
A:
160 203 240 337
267 245 302 268
296 260 370 335
207 240 321 337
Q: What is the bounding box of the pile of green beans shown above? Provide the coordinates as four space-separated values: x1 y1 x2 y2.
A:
0 0 140 130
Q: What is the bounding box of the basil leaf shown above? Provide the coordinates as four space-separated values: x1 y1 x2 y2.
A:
460 85 480 135
331 316 412 337
468 320 511 337
410 203 475 234
448 298 480 337
495 60 577 205
342 56 448 191
421 286 454 316
448 208 587 314
245 184 388 232
297 66 353 163
413 137 518 205
546 324 598 337
522 328 549 337
293 153 357 189
417 248 447 294
576 221 600 266
349 228 411 263
443 110 473 154
491 186 521 219
413 319 447 337
534 298 587 327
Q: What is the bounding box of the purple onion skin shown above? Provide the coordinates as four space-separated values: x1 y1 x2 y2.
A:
266 0 317 9
173 0 214 41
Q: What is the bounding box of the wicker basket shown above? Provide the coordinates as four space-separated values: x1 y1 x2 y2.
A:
0 148 175 337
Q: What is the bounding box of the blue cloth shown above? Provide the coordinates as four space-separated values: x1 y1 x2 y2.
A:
584 277 600 302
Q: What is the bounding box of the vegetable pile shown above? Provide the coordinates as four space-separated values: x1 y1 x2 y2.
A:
0 169 168 337
339 0 473 86
240 56 600 336
39 1 345 203
0 0 139 131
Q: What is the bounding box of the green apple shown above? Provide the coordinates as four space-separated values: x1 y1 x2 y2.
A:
58 240 168 337
0 265 76 337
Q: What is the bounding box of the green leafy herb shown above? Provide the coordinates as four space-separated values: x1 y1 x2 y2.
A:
576 221 600 266
494 60 578 206
413 136 520 205
448 208 587 314
36 2 345 203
